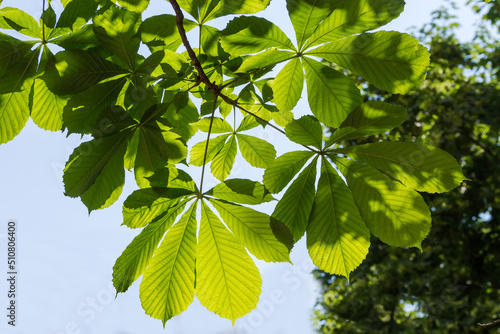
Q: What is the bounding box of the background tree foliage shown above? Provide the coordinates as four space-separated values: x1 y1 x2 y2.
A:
0 0 466 327
313 4 500 333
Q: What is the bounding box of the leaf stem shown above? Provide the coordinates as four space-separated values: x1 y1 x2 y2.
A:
42 0 46 43
199 92 219 196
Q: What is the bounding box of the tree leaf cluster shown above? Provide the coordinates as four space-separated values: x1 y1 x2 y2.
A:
313 6 500 333
0 0 465 325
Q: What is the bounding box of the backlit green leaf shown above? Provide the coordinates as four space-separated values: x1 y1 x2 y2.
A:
0 7 41 38
328 101 407 145
0 46 38 144
210 199 291 262
237 49 294 73
334 157 431 249
310 31 430 94
63 79 127 135
208 179 274 205
42 49 128 95
189 134 229 166
196 117 233 133
113 201 187 292
94 5 141 69
141 15 197 52
140 200 197 324
237 133 276 168
286 0 336 50
197 202 261 322
285 115 323 149
272 157 318 241
334 142 466 193
211 135 237 181
307 158 370 277
221 16 295 56
63 131 131 211
122 187 192 228
303 57 363 127
118 0 150 13
263 150 315 193
274 57 304 113
305 0 405 48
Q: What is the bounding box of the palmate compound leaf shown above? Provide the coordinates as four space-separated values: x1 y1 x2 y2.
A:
272 156 318 242
209 199 291 263
236 49 295 73
304 0 405 48
140 200 197 325
220 16 296 56
333 157 431 249
333 142 466 193
197 201 262 322
303 57 363 128
63 104 188 211
309 31 430 94
113 200 188 293
306 158 370 278
327 101 407 145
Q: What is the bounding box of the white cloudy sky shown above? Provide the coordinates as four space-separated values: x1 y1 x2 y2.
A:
0 1 479 334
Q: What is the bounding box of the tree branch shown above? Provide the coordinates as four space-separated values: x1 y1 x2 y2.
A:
168 0 319 155
478 319 500 328
169 0 218 92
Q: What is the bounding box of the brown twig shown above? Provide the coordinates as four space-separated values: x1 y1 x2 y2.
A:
478 319 500 328
169 0 218 92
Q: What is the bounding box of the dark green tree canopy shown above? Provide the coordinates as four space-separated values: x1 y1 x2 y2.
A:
313 4 499 333
0 0 465 326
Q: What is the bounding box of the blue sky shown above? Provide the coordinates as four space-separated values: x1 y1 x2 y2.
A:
0 1 480 333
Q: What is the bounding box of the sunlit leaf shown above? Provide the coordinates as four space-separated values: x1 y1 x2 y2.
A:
221 16 295 56
303 57 363 127
285 115 323 149
310 31 430 94
197 202 261 322
263 150 315 193
334 142 466 193
307 158 370 277
140 200 197 324
210 199 291 262
237 133 276 168
272 157 317 242
334 157 431 249
328 101 407 145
